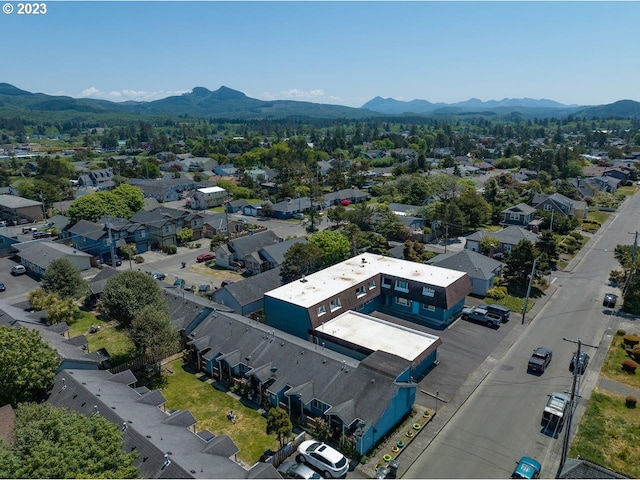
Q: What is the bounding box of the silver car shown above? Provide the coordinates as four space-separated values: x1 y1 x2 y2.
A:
277 461 322 479
296 441 349 478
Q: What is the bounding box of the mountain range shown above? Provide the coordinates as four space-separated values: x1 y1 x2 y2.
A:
1 82 639 121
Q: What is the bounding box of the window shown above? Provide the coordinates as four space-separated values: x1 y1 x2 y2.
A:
330 298 342 312
381 277 391 288
317 305 326 316
368 280 376 290
311 399 328 412
356 285 366 298
395 280 409 292
395 297 411 307
510 213 520 220
544 204 553 211
423 304 435 312
140 230 147 238
422 286 435 297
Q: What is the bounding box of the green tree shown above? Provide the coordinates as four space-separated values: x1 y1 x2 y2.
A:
0 326 61 407
177 227 193 244
99 271 167 327
41 258 89 300
260 201 274 218
454 189 491 229
28 288 57 311
374 205 410 242
309 229 351 267
479 236 501 255
503 240 539 287
327 205 347 227
46 297 82 325
280 242 323 283
266 407 292 448
346 203 374 231
129 304 180 359
3 403 138 478
535 231 560 269
114 183 145 214
67 185 144 223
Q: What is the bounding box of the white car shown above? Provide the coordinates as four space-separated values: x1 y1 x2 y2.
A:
296 441 348 478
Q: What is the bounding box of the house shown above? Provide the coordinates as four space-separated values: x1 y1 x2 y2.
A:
101 216 151 254
427 249 505 297
78 168 114 189
501 203 537 228
532 193 587 218
129 177 198 203
130 210 178 247
153 207 205 240
215 230 281 270
270 197 313 220
322 188 370 208
388 203 421 216
265 252 471 332
46 214 72 238
464 226 539 256
68 219 109 259
245 237 307 276
0 194 44 223
16 241 92 276
191 187 227 210
213 164 238 177
185 310 421 456
212 267 283 316
226 199 250 213
0 301 104 371
69 218 150 261
45 370 279 479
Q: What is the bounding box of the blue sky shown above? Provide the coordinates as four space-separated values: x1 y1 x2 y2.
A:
2 1 640 107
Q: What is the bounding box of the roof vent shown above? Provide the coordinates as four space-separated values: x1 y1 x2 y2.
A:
300 277 308 283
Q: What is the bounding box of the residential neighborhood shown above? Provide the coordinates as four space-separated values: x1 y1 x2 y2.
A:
1 108 640 480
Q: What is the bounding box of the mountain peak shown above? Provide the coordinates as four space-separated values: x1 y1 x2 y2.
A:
0 83 34 96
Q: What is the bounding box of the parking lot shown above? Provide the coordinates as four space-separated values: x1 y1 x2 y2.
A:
372 306 519 407
0 254 42 302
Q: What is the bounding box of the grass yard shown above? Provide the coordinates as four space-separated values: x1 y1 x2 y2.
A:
600 332 640 391
568 390 640 478
161 359 280 465
585 210 611 225
67 309 135 366
616 186 637 197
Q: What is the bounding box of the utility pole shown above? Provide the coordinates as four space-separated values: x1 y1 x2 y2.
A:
106 219 117 268
622 231 638 298
521 257 537 325
557 337 598 478
549 210 554 232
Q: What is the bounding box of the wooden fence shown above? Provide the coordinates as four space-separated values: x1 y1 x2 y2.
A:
264 432 306 468
109 348 183 375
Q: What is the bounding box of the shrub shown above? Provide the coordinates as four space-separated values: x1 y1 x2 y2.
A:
628 345 640 362
621 359 638 373
569 231 584 241
625 396 637 408
134 256 144 264
486 287 506 300
623 333 640 348
616 328 627 336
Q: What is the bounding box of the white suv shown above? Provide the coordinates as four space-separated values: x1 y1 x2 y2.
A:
296 441 348 478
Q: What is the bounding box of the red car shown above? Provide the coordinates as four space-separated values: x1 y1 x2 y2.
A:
196 252 216 263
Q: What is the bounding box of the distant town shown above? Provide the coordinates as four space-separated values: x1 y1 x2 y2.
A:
0 106 639 479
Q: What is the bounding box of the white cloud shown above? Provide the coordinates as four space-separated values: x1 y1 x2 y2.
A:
78 87 189 102
257 88 339 103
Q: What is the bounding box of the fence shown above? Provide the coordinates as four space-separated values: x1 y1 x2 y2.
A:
108 348 183 375
265 432 306 468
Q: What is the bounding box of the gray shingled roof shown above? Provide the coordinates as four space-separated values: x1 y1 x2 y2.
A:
0 194 42 208
46 370 279 479
560 458 628 479
18 242 91 269
427 249 504 281
187 311 411 430
89 266 120 295
67 219 107 240
259 238 307 266
465 225 538 246
216 268 283 307
230 230 281 259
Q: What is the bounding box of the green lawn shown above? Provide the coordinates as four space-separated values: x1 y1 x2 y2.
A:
161 360 280 464
67 309 135 366
586 210 611 225
600 333 640 390
616 186 636 197
569 391 640 478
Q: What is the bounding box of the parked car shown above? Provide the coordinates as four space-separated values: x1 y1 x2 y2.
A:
484 304 510 322
603 293 618 308
197 252 216 262
570 351 590 375
105 255 122 267
0 282 5 292
221 279 235 288
0 220 7 227
184 284 195 292
198 284 211 293
151 273 166 280
32 231 51 239
22 226 38 234
173 278 185 288
511 456 541 479
296 441 349 479
10 265 26 276
277 461 322 480
527 347 552 374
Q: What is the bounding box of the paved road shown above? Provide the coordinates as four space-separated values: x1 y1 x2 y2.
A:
403 195 640 479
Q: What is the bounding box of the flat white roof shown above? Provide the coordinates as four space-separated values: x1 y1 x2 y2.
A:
265 252 466 308
197 186 226 194
317 311 440 362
